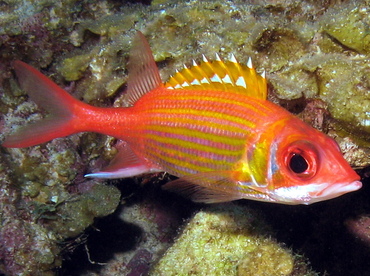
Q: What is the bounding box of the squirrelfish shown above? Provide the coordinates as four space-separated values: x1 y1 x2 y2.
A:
3 32 362 205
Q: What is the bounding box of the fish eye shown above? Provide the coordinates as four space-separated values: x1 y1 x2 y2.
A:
284 141 319 180
289 153 308 173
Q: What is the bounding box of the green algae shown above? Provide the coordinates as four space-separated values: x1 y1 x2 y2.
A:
82 13 140 38
44 184 120 239
268 67 318 100
57 43 128 102
0 153 63 276
56 10 142 101
59 54 92 81
150 204 315 276
4 139 121 237
6 141 78 200
254 28 308 72
323 4 370 54
237 243 294 276
0 78 26 114
299 54 370 137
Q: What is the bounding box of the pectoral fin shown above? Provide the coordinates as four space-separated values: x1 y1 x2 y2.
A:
162 171 274 203
162 171 245 203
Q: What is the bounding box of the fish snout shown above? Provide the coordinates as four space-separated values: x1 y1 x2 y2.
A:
313 180 362 202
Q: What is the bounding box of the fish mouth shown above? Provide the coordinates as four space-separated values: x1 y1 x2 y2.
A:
271 180 362 205
310 180 362 204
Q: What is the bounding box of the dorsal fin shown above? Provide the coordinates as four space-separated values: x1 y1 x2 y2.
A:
164 54 267 100
125 31 163 106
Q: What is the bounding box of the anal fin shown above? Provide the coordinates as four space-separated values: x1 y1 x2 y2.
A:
85 142 162 179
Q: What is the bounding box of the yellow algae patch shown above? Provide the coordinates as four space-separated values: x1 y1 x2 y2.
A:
150 204 308 276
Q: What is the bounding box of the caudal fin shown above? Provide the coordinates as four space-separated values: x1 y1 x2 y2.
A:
3 61 86 148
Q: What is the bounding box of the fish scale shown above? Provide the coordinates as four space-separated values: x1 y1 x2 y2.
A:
132 88 277 177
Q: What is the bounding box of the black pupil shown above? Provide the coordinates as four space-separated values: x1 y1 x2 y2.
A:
289 154 308 173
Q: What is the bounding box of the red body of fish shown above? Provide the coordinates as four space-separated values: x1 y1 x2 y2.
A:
2 32 361 204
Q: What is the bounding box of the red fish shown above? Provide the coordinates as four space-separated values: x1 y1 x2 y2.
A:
3 32 361 204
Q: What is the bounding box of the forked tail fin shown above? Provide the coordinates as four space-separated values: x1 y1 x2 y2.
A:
3 31 162 149
2 61 90 148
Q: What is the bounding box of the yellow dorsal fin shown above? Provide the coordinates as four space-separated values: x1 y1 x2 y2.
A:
164 54 267 100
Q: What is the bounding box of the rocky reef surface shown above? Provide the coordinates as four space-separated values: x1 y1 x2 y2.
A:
0 0 370 275
150 204 310 276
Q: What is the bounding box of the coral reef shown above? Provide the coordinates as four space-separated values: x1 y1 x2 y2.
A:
0 153 61 275
0 0 370 275
68 183 188 276
0 143 120 275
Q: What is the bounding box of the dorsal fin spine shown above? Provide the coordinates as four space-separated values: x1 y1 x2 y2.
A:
247 57 253 69
189 58 213 86
199 56 221 90
164 53 267 100
229 54 238 63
